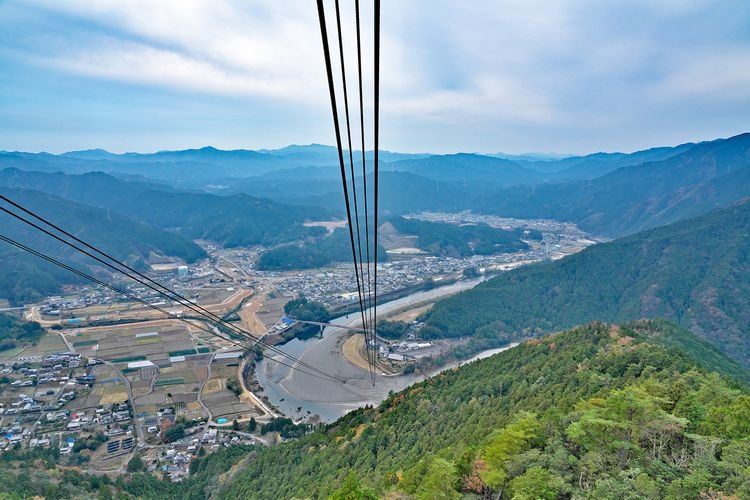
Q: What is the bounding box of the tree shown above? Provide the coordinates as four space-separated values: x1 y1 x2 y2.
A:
163 424 185 443
702 395 750 439
247 417 257 433
232 419 240 431
415 458 461 500
480 413 541 495
508 466 565 500
463 267 480 278
328 472 377 500
567 386 687 467
127 455 144 473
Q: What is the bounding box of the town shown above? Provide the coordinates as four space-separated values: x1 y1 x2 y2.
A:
0 213 596 482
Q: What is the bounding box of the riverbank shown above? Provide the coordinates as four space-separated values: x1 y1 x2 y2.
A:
254 278 517 422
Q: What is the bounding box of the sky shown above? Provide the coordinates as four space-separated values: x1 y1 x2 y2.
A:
1 0 749 155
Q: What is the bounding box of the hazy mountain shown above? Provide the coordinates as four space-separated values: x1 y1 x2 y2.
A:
0 145 429 186
385 153 543 186
424 199 750 366
474 132 750 237
2 132 747 240
0 168 330 248
258 144 431 164
512 142 696 179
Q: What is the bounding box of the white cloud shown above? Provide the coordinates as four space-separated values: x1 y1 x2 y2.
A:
19 0 328 103
649 47 750 101
1 0 749 153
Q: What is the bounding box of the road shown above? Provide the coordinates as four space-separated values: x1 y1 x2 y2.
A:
103 360 146 446
237 355 278 420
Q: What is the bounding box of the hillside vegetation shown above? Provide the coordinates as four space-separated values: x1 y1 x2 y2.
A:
0 313 45 351
220 320 750 498
0 187 206 304
0 321 747 499
388 217 539 257
425 200 750 367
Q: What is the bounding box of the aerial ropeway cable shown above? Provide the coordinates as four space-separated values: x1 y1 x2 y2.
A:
0 196 346 383
0 233 344 383
354 0 376 371
372 0 381 375
332 0 375 383
315 0 381 383
316 0 381 383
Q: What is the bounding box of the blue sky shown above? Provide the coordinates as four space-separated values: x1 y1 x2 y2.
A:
1 0 749 154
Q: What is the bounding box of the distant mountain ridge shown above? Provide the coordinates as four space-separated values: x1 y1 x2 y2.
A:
0 168 329 248
473 132 750 237
0 136 709 188
2 132 747 240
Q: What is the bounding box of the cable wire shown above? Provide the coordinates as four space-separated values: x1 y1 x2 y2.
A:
0 233 343 383
354 0 376 377
373 0 381 364
333 0 375 381
316 0 373 379
0 198 342 382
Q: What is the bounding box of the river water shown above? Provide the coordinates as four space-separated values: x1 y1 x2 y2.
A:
255 278 517 422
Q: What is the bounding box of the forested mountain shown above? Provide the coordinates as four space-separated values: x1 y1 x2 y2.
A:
232 134 748 234
424 200 750 366
0 187 207 304
217 320 750 498
475 133 750 237
384 153 544 186
0 169 328 247
0 313 45 351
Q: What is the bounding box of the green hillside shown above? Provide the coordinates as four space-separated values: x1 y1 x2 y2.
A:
388 217 538 257
0 313 45 351
257 227 387 271
257 217 536 271
216 320 750 498
424 200 750 367
0 187 207 304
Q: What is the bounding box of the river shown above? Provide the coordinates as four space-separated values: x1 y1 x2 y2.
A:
255 278 518 422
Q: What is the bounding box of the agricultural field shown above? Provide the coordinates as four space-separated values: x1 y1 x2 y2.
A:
253 292 288 329
64 323 219 420
200 358 259 423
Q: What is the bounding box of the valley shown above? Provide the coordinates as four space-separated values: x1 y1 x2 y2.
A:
0 207 593 480
0 133 748 498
